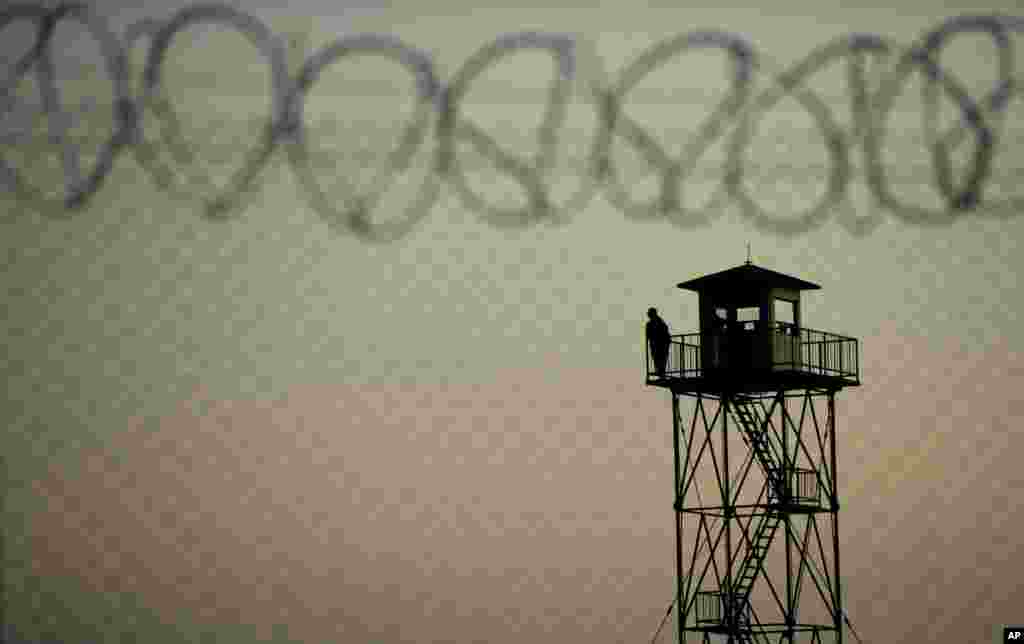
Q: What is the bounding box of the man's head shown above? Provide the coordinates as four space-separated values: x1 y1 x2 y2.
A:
647 307 658 319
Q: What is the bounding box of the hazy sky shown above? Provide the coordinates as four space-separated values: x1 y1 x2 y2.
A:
3 0 1023 642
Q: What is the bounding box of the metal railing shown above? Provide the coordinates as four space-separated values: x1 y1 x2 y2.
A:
695 590 723 624
644 334 702 380
695 590 753 627
645 323 859 383
791 467 821 505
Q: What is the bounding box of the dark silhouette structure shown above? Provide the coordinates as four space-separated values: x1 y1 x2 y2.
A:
645 262 861 644
647 307 672 378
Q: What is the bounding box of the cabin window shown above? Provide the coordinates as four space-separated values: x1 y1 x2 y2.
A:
774 299 796 331
737 307 759 331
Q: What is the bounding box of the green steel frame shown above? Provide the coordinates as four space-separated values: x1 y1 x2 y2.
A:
651 378 857 644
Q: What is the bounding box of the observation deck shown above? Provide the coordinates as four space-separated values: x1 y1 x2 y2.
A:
645 322 860 394
646 262 860 395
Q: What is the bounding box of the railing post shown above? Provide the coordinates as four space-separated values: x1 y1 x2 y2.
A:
793 328 798 369
674 338 680 376
646 335 650 379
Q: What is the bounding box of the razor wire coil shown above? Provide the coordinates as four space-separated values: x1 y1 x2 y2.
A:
2 4 1023 242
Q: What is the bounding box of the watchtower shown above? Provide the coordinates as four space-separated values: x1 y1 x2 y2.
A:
645 262 860 644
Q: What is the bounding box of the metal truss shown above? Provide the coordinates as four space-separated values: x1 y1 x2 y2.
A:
670 388 846 644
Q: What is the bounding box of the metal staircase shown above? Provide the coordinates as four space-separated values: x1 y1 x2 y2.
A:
728 395 787 633
731 396 786 501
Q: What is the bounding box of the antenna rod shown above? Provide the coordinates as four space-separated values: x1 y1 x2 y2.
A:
746 242 751 264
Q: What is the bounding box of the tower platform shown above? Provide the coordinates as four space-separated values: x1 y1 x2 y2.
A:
645 326 860 395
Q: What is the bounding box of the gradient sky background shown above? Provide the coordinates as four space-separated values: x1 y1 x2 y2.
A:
2 0 1023 642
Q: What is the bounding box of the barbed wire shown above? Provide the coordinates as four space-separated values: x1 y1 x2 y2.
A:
1 3 1022 241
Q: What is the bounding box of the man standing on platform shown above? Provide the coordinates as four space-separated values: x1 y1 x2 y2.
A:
646 307 671 379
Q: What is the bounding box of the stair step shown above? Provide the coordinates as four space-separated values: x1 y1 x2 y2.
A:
733 510 785 604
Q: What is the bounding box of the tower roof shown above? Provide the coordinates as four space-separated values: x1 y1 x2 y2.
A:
676 262 821 293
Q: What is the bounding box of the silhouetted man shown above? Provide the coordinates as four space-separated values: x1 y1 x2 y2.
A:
646 307 671 378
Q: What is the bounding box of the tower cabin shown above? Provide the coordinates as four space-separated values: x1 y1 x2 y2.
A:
646 262 860 394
